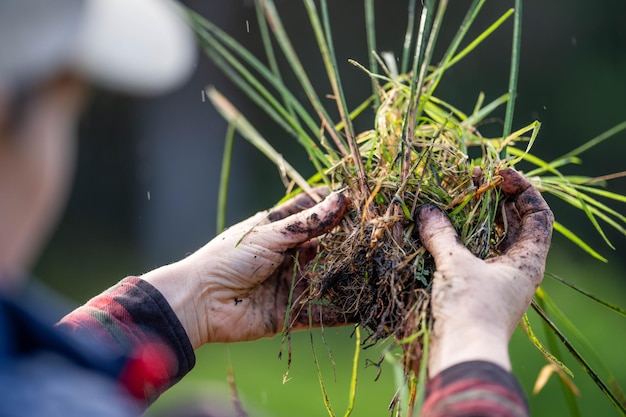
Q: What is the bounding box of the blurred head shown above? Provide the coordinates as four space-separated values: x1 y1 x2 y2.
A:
0 0 196 287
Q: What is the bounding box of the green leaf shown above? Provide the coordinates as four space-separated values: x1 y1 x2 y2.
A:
534 290 626 416
546 272 626 318
433 8 514 76
463 93 509 127
570 182 626 204
364 0 380 108
208 88 318 199
552 221 608 262
559 120 626 160
520 313 573 377
216 122 235 233
401 0 418 75
425 0 486 95
304 0 367 188
502 0 523 146
343 326 360 417
542 184 626 238
531 302 583 416
575 192 616 250
190 11 334 174
258 0 349 155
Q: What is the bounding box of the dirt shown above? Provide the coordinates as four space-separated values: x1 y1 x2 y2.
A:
304 197 433 345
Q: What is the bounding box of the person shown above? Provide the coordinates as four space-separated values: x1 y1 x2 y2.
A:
0 1 554 416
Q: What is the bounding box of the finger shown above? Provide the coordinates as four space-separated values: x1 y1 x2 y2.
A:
245 192 347 251
416 204 477 270
472 166 484 188
497 199 522 251
267 187 330 222
491 168 554 279
499 168 551 217
232 188 330 233
296 239 321 265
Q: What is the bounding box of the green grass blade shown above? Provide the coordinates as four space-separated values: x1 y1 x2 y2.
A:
558 188 626 233
216 122 236 233
348 58 396 85
426 0 485 95
191 12 335 171
203 46 331 179
567 183 626 204
278 255 300 375
546 272 626 317
472 91 485 116
531 301 582 416
309 325 336 417
343 326 360 417
522 156 582 177
412 323 430 416
344 94 377 128
507 147 570 176
254 0 279 80
552 221 608 262
259 0 349 155
542 184 625 240
425 95 468 120
402 0 449 184
208 88 319 199
502 0 522 145
402 0 433 139
401 0 418 76
438 8 514 74
306 0 356 143
532 300 616 414
520 313 573 377
305 0 368 193
559 120 626 160
384 350 410 415
399 0 433 185
414 0 450 117
254 0 296 119
575 192 616 250
364 0 380 108
463 93 509 126
502 120 541 166
534 289 626 415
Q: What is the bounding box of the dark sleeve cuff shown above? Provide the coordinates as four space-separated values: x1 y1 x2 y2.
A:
129 277 196 383
423 360 528 417
57 276 196 405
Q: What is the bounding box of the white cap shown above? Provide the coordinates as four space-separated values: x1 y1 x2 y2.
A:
0 0 196 95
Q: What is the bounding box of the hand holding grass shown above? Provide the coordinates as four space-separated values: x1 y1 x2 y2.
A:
417 168 554 376
142 191 347 349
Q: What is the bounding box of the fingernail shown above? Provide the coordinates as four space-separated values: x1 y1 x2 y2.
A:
416 203 441 220
326 191 349 208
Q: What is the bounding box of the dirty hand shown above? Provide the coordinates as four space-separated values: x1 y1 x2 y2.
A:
142 191 347 348
417 168 554 375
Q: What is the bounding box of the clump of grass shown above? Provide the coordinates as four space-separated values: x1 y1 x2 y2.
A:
189 1 626 415
303 79 511 349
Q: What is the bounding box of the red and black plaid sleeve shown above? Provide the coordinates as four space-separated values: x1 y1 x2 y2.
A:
56 276 195 406
422 361 529 417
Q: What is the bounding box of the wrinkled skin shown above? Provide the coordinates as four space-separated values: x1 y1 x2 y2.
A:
417 168 554 375
143 190 350 348
147 167 553 363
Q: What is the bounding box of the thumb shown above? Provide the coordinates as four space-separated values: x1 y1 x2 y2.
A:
416 204 477 270
246 192 347 252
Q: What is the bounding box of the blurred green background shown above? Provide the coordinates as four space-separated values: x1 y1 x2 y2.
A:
33 0 625 416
